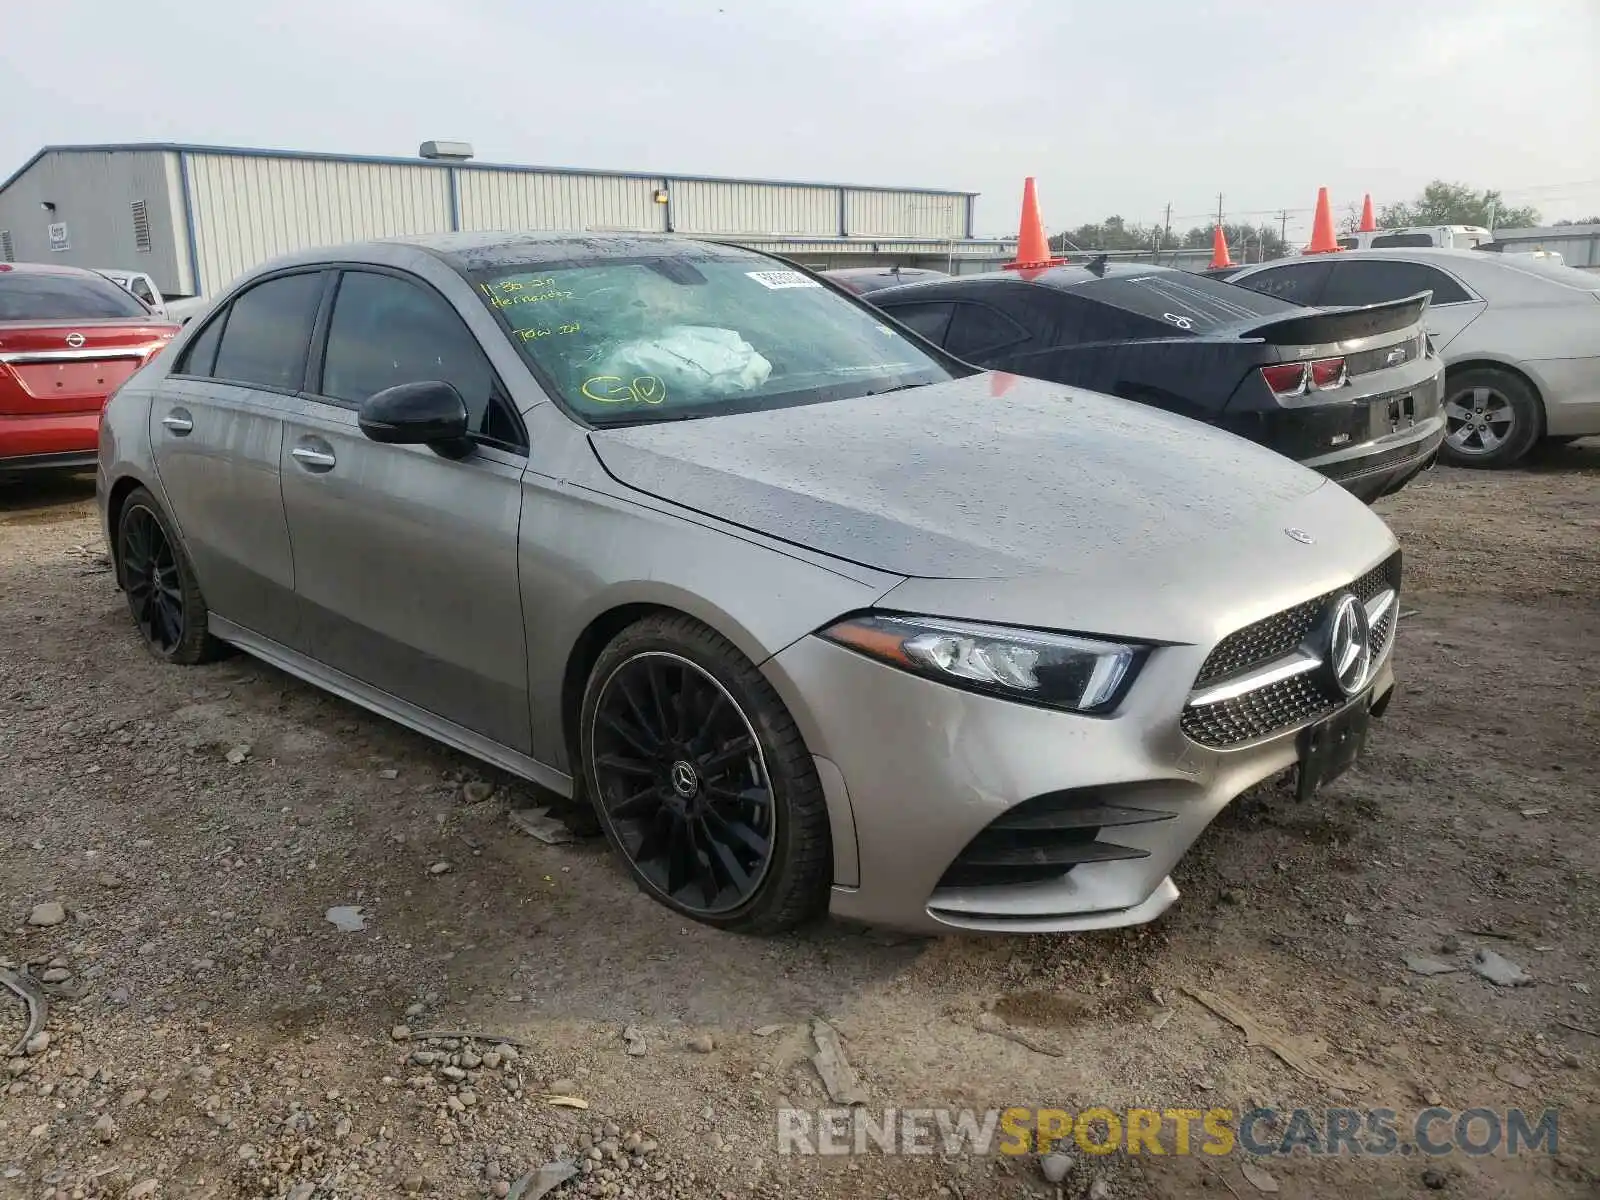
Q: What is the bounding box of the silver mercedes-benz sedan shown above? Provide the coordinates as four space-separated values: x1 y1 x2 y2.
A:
97 233 1403 936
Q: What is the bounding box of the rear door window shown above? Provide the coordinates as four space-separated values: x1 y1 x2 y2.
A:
1077 271 1302 335
878 300 954 345
945 303 1029 358
1229 261 1333 306
1321 261 1473 307
211 272 325 392
0 269 149 320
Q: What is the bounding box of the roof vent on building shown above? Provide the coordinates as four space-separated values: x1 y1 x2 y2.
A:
419 140 475 162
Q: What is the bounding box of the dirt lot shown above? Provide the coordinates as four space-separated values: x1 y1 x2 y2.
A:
2 447 1596 1200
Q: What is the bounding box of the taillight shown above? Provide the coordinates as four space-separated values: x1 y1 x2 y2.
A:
1261 357 1347 399
1309 357 1347 389
1260 363 1307 397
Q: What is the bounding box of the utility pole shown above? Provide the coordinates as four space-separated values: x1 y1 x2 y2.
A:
1162 202 1172 264
1277 209 1289 254
1216 193 1225 230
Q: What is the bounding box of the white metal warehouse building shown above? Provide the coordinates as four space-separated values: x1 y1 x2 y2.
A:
0 142 1016 300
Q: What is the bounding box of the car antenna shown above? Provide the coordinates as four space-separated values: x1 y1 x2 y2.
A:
1085 254 1108 277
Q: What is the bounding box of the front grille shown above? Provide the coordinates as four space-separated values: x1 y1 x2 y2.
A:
1182 552 1401 748
1181 672 1335 747
936 791 1174 890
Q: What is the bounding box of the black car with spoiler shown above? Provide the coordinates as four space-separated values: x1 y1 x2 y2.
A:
859 262 1447 501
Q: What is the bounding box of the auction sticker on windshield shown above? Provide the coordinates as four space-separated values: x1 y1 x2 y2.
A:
746 270 822 290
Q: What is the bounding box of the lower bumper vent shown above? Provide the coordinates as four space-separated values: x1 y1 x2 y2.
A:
937 791 1175 890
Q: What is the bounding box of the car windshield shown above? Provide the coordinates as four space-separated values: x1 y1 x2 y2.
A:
1080 271 1303 334
473 252 960 424
0 269 150 320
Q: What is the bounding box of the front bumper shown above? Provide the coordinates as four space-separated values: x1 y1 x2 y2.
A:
764 603 1396 936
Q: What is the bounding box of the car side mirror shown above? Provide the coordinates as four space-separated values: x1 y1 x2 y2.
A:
357 381 473 459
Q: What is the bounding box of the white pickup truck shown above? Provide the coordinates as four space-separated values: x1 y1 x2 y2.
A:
93 269 209 324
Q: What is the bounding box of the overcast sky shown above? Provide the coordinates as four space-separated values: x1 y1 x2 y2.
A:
4 0 1597 239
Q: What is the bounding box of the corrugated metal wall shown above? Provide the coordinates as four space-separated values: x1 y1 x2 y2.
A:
0 149 186 293
845 190 967 239
184 153 452 295
672 180 837 237
457 170 663 234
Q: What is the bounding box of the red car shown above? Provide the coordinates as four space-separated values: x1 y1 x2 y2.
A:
0 262 179 476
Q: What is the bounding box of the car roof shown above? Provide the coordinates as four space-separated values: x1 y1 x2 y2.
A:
866 262 1189 300
824 267 947 280
263 231 773 275
1236 247 1488 270
0 260 108 277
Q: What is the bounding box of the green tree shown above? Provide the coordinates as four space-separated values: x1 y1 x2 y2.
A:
1378 181 1539 230
1050 216 1179 254
1180 223 1286 261
1554 216 1600 226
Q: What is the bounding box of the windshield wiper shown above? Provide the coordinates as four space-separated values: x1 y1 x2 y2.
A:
863 381 936 396
588 409 716 428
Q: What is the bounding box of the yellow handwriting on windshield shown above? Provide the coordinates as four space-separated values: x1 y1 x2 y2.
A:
581 375 667 406
493 290 574 308
516 322 581 342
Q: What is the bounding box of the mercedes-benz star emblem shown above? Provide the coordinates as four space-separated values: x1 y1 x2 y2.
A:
65 332 85 348
1327 592 1373 697
669 760 699 799
1284 527 1315 545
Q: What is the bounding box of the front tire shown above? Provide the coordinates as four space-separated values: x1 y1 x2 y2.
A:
116 487 228 665
1439 368 1543 468
578 613 832 934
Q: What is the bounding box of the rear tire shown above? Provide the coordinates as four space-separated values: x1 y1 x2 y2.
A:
578 613 832 935
1439 368 1543 469
115 487 229 665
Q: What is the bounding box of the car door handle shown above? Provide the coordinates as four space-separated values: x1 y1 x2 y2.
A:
291 444 337 471
162 411 193 435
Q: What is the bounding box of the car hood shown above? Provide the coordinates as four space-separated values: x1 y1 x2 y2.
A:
588 372 1332 584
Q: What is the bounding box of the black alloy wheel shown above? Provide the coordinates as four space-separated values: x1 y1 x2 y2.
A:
121 504 184 654
115 486 227 665
579 613 832 934
590 651 775 914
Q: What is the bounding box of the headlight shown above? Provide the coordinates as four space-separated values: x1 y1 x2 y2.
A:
818 613 1146 714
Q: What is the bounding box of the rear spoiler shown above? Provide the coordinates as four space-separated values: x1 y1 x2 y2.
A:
1234 292 1430 346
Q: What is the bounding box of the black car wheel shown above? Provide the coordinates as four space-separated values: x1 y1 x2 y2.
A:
579 613 832 934
1440 368 1543 469
116 487 228 665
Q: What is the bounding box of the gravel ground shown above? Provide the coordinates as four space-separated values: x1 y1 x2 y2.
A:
1 444 1596 1200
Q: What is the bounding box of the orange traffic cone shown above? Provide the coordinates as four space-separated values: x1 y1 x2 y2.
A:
1209 225 1235 269
1359 193 1376 233
1304 187 1341 254
1003 177 1065 271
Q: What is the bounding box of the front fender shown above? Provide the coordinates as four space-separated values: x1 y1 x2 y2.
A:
517 474 901 771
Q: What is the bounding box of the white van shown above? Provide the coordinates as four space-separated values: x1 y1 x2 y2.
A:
1336 225 1492 251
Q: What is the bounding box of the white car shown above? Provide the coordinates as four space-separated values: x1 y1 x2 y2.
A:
162 295 211 325
1222 248 1600 467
